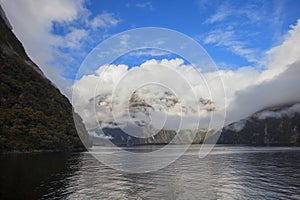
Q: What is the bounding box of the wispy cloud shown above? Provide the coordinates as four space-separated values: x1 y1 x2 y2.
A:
203 4 232 24
90 12 120 30
203 2 267 25
201 1 285 64
126 1 154 11
135 2 154 10
203 29 258 63
63 28 88 49
126 49 172 57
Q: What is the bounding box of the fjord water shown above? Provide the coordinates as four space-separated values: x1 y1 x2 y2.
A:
0 146 300 199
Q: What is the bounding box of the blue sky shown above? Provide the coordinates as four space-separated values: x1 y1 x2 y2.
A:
54 0 300 77
2 0 300 88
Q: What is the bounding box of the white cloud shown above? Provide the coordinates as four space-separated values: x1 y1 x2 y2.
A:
0 0 86 96
1 0 82 62
227 61 300 123
72 57 260 133
72 59 221 131
226 19 300 123
259 19 300 81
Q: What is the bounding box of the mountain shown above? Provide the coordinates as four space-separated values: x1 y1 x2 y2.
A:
0 7 91 152
218 104 300 146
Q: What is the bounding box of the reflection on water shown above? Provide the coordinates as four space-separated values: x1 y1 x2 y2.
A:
0 146 300 199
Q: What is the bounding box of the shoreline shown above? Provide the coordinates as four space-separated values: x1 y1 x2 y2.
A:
2 143 300 154
91 143 300 148
0 148 88 155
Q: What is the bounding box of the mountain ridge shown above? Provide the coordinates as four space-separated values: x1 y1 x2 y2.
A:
217 103 300 146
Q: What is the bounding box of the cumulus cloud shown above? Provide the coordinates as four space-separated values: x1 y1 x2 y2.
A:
72 59 217 132
71 57 259 133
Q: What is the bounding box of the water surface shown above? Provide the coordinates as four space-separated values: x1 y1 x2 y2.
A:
0 146 300 199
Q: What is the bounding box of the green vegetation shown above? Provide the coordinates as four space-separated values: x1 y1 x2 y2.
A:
0 15 90 152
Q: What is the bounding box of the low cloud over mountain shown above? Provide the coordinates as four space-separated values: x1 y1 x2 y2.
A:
72 19 300 136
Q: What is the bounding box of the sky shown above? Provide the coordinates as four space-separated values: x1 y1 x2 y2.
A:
1 0 300 131
1 1 300 85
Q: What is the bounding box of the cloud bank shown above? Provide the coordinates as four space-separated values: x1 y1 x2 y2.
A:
72 59 220 132
226 19 300 122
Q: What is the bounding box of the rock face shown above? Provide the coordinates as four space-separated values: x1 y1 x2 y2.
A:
218 104 300 146
0 7 90 152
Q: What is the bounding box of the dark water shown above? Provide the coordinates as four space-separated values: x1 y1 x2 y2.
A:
0 146 300 199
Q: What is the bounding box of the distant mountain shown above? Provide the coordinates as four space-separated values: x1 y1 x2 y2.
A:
0 7 91 152
218 104 300 146
91 127 208 146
